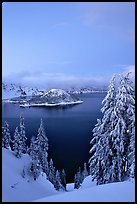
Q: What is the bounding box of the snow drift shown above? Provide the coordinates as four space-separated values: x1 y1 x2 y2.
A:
2 148 135 202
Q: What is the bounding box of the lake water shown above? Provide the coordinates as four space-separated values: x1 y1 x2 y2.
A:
2 93 106 183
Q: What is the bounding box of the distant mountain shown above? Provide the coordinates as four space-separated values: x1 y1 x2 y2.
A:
2 82 46 100
67 86 107 94
2 82 107 101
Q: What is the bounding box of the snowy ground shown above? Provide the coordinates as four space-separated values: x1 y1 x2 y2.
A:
35 178 135 202
2 148 58 202
2 148 135 202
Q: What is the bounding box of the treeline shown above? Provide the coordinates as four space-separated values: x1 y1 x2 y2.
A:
2 117 66 191
89 72 135 184
2 116 89 190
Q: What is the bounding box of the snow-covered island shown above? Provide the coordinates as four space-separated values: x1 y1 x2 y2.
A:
19 89 83 107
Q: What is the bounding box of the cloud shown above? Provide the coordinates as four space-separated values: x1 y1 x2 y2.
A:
122 65 135 81
3 71 110 89
122 65 135 73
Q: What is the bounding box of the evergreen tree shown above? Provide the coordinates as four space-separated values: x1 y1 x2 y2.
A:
29 136 37 159
89 73 135 184
89 118 105 184
29 136 41 180
82 163 89 181
89 75 122 184
60 169 66 190
115 73 135 178
54 170 63 191
48 158 56 184
13 127 22 158
2 121 11 149
35 119 49 175
30 156 41 181
74 168 81 189
128 126 135 178
19 114 27 153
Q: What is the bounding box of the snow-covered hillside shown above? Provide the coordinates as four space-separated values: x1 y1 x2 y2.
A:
2 148 58 202
34 177 135 202
2 82 107 101
2 148 135 202
44 89 71 98
2 82 46 100
67 86 107 94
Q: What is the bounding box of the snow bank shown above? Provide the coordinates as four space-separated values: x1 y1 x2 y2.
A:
2 148 58 202
34 177 135 202
2 148 135 202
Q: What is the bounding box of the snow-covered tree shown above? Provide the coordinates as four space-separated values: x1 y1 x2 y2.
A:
115 73 135 178
74 168 82 189
82 163 89 181
89 118 105 184
30 157 41 181
35 119 49 175
2 121 11 149
60 169 66 190
29 136 41 181
54 170 63 191
13 127 22 158
19 114 27 153
29 137 37 159
89 73 135 184
48 158 56 184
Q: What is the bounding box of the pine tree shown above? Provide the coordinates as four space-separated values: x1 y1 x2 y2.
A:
29 137 36 159
115 73 135 178
54 170 62 191
89 75 122 184
89 118 105 184
30 156 41 181
29 136 41 180
60 169 66 190
89 73 135 184
13 127 23 158
2 121 11 149
35 119 49 175
74 168 81 189
19 114 27 154
82 163 88 182
128 126 135 178
48 158 56 184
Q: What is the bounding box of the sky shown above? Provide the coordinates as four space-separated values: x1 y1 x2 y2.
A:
2 2 135 89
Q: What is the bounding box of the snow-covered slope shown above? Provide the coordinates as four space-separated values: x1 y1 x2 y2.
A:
35 176 135 202
2 82 46 100
2 148 135 202
2 148 58 202
44 89 71 98
43 88 78 103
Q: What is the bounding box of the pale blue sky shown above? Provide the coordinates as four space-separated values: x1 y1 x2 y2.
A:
2 2 135 88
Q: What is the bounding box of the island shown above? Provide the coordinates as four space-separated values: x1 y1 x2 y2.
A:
19 89 83 107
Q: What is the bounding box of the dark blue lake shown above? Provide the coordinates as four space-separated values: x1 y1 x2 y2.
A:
2 93 106 183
